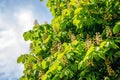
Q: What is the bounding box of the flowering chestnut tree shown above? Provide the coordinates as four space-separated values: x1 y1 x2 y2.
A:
17 0 120 80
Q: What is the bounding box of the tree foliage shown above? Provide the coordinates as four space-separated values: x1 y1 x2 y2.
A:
17 0 120 80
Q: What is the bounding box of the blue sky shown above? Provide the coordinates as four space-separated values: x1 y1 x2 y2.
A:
0 0 52 79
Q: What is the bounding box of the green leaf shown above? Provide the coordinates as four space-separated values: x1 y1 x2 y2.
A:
93 52 100 61
115 51 120 56
17 55 25 63
110 41 119 49
74 8 82 15
70 64 77 72
113 21 120 34
98 52 105 60
114 37 120 43
60 70 65 78
42 60 47 69
100 41 107 48
104 77 110 80
23 32 30 41
78 61 86 70
43 35 51 44
57 66 62 71
42 74 48 80
20 76 28 80
33 64 37 70
79 69 88 77
52 74 60 80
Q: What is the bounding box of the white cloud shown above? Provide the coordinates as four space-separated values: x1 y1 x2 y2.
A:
0 30 15 49
14 8 34 32
0 3 35 80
